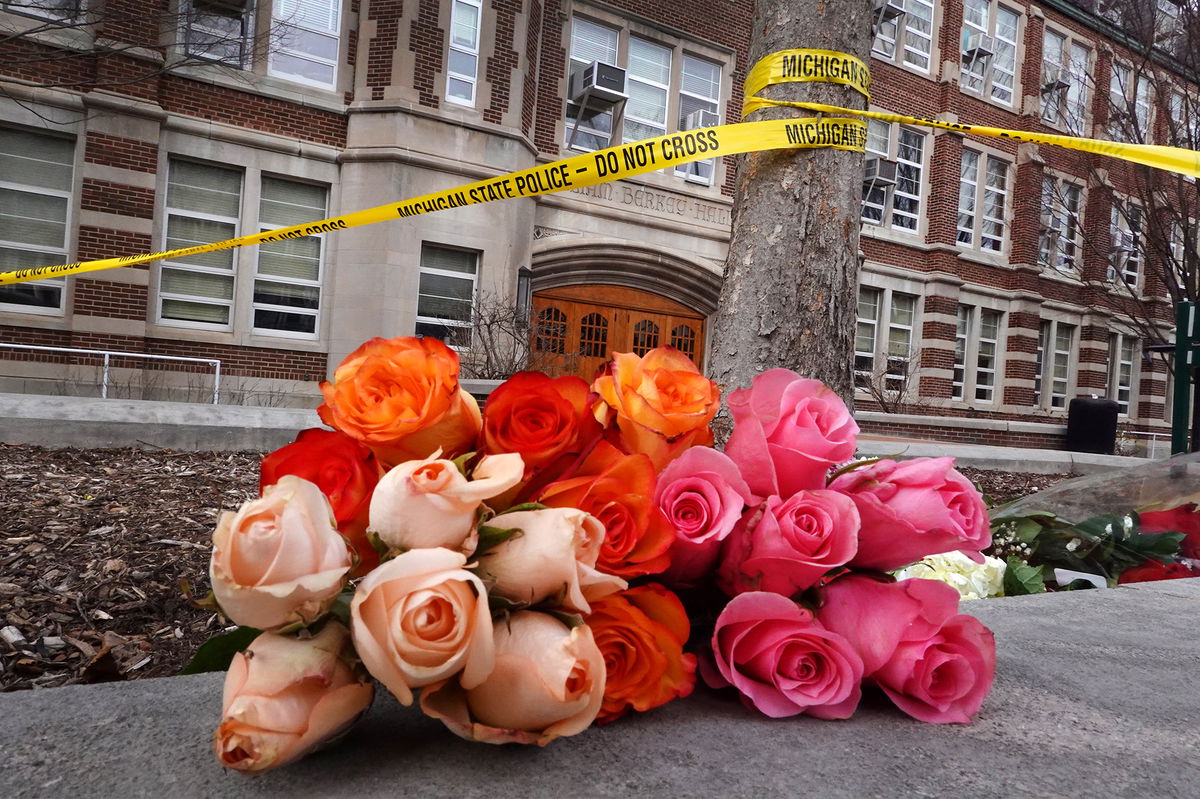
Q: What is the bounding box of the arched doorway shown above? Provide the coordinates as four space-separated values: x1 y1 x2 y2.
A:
532 285 706 380
529 238 722 381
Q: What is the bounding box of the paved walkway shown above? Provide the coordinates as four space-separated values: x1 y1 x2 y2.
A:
857 434 1147 474
2 579 1197 798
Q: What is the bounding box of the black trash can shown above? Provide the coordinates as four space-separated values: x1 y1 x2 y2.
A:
1066 397 1119 454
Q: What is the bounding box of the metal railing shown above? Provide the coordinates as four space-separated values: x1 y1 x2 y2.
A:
0 342 222 404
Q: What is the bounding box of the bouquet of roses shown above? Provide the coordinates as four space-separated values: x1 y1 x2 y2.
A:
201 336 997 774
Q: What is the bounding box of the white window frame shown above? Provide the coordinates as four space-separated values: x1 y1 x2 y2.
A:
622 36 672 144
1109 199 1144 292
0 128 74 316
182 0 255 69
416 243 479 351
158 160 243 332
953 304 1003 404
956 149 1010 253
674 52 722 185
1040 28 1090 134
872 0 936 73
564 17 621 152
268 0 342 90
855 286 919 396
861 118 926 234
445 0 482 107
1038 174 1083 273
1109 62 1153 143
961 0 1021 107
1107 332 1138 417
1034 318 1076 410
1168 89 1200 149
1 0 79 21
252 178 328 340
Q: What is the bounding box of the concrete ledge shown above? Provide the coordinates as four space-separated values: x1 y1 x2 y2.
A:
857 410 1069 436
2 580 1197 798
0 393 321 451
857 436 1147 474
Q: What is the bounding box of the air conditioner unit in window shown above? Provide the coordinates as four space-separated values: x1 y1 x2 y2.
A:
682 109 720 130
961 30 996 60
568 61 627 104
863 157 899 188
873 0 906 24
1042 65 1070 94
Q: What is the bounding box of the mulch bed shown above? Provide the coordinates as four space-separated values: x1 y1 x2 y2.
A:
0 442 1073 693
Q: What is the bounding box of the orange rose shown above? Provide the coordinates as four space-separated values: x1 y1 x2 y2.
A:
592 347 720 470
318 337 481 468
536 440 674 578
586 583 697 724
481 372 602 480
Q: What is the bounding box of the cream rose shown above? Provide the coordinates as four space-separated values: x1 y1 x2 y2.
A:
473 507 627 613
213 622 374 773
350 547 494 706
210 475 352 631
420 611 605 745
369 452 524 555
893 551 1007 600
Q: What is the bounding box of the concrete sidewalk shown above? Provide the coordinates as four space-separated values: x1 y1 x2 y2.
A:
2 579 1197 799
856 435 1146 474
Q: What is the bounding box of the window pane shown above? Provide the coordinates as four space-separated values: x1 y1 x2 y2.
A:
416 320 472 348
278 24 339 60
0 189 68 248
168 161 242 217
628 37 671 85
260 178 326 226
270 52 337 85
166 216 236 269
161 267 234 300
0 128 74 191
451 0 480 48
275 0 340 32
570 18 618 66
448 49 478 78
258 237 321 281
681 55 720 99
255 308 317 334
254 280 320 308
162 298 230 324
421 245 478 275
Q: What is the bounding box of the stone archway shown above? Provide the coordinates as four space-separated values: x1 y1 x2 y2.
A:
530 238 722 380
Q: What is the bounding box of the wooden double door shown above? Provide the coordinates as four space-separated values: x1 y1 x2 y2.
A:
532 285 706 380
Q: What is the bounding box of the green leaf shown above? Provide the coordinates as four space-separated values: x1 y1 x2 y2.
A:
1002 556 1046 596
452 451 477 477
502 502 549 514
329 590 354 625
178 626 262 675
487 593 530 616
474 524 523 555
827 455 901 482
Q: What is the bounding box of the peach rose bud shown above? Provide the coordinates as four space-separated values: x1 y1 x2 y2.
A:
420 611 606 746
473 507 627 614
350 547 494 706
369 452 524 555
213 622 374 773
210 475 353 632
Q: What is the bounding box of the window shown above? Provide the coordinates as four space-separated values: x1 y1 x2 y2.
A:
535 307 567 354
160 160 242 327
564 18 620 151
445 0 481 105
624 37 671 144
675 54 721 184
861 119 925 233
1107 333 1137 416
631 318 660 355
579 311 608 357
1109 202 1143 290
158 159 328 335
855 287 917 393
1034 320 1076 409
1168 90 1200 148
953 305 1002 403
1 0 78 20
0 128 74 314
1155 0 1182 53
873 0 935 72
961 0 1020 106
183 0 254 67
1041 30 1089 133
416 244 478 349
269 0 341 89
1109 63 1152 143
670 323 697 360
956 150 1009 252
253 178 327 336
1038 176 1083 272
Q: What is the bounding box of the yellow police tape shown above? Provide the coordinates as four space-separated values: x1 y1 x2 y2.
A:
0 115 866 286
3 47 1198 287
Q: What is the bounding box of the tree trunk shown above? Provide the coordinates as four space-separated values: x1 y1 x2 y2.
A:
709 0 873 414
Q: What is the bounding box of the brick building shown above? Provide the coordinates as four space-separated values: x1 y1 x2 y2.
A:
0 1 1195 453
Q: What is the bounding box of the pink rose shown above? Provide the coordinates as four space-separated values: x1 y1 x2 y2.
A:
725 370 859 498
369 452 524 554
210 475 353 632
817 574 995 723
350 548 494 706
473 507 627 613
703 591 863 719
420 611 606 745
654 446 757 588
213 622 374 773
717 490 859 598
830 457 990 571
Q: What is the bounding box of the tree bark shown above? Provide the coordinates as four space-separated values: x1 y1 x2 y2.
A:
709 0 873 413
